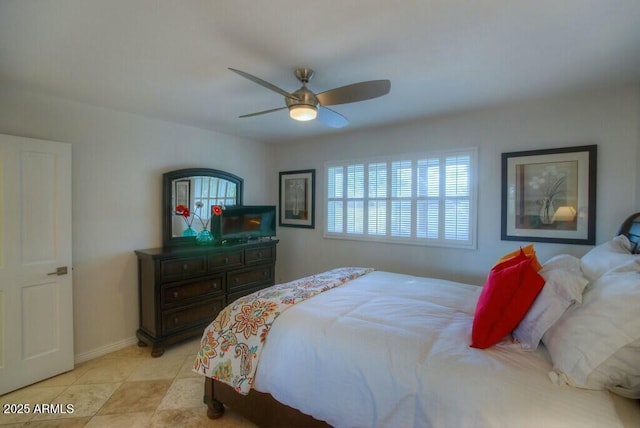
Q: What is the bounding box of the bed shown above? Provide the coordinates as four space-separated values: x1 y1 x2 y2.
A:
194 213 640 427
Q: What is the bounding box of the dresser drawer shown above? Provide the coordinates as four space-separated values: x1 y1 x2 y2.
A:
162 298 223 335
161 276 224 307
160 256 207 282
228 265 274 293
208 250 243 271
245 246 275 264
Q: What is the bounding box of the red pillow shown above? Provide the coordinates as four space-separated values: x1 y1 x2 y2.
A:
471 250 545 349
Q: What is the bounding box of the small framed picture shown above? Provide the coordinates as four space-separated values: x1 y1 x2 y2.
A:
174 179 191 213
279 169 315 228
501 145 596 244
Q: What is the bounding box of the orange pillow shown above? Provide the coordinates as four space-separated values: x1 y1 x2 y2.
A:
471 249 545 349
493 244 542 272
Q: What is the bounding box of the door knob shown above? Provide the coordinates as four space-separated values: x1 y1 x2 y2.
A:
47 266 68 276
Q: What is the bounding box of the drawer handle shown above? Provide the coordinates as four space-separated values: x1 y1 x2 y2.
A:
173 316 179 325
234 277 240 283
224 257 229 263
182 264 189 271
263 270 268 277
256 252 263 258
172 291 179 299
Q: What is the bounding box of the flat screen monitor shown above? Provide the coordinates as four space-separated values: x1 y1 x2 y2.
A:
211 205 276 243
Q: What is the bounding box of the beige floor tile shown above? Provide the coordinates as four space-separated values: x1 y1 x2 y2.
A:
0 385 67 424
32 368 86 388
97 344 150 360
10 417 92 427
97 380 171 415
73 358 143 385
126 353 185 381
161 337 202 358
148 407 210 428
84 411 153 427
176 354 202 379
223 409 260 428
157 377 206 410
30 383 120 420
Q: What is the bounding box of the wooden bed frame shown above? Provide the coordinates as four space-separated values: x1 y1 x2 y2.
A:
204 376 329 427
203 212 640 427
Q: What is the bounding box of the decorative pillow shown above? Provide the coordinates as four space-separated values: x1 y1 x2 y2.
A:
493 244 542 272
543 258 640 394
513 255 589 350
471 250 545 349
580 235 635 281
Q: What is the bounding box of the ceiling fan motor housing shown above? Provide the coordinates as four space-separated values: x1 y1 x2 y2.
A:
286 87 318 109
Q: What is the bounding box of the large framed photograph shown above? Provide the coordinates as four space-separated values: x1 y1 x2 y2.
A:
279 169 315 228
501 145 596 245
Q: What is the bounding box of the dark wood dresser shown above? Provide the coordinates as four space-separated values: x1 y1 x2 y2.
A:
134 239 278 357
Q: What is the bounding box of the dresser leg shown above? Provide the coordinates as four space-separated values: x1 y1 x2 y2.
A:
151 346 165 357
137 340 148 347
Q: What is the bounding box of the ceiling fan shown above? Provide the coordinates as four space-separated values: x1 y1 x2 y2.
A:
229 67 391 128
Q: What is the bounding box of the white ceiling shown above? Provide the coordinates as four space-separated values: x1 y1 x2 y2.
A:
1 0 640 144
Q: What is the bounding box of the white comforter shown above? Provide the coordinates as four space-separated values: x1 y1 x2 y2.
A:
252 271 640 428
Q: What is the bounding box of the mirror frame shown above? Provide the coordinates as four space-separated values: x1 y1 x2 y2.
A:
162 168 243 247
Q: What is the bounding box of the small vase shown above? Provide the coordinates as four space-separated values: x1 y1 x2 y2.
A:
539 197 555 225
196 229 214 245
182 226 197 237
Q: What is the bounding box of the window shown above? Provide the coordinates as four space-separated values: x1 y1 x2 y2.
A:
192 176 238 225
325 148 477 248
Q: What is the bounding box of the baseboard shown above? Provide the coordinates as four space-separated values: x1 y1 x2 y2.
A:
74 335 139 364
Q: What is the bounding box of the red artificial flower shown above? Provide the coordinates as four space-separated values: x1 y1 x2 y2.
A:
175 204 190 218
212 205 223 216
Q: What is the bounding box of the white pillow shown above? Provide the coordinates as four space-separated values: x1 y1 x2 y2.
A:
543 259 640 393
587 338 640 398
580 234 635 281
513 255 589 350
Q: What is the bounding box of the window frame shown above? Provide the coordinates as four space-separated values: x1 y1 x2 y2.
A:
324 148 478 249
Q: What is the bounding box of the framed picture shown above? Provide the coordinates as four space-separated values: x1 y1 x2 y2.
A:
501 145 596 245
279 169 315 228
174 179 191 212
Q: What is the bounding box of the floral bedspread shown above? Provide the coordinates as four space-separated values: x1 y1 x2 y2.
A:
193 267 373 395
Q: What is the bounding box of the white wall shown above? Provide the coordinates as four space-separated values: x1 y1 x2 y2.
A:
273 85 640 286
0 84 275 358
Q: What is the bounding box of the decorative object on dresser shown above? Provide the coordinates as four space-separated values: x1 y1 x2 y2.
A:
135 168 277 357
135 240 277 357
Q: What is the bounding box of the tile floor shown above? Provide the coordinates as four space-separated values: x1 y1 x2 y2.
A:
0 339 257 427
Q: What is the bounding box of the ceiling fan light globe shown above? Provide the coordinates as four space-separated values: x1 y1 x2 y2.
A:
289 105 317 121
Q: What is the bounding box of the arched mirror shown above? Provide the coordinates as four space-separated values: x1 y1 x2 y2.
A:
163 168 243 246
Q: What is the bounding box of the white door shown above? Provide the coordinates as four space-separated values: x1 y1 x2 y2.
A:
0 134 73 395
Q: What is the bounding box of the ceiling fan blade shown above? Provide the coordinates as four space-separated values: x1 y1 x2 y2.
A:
316 80 391 106
239 106 287 118
317 106 349 128
229 68 298 101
